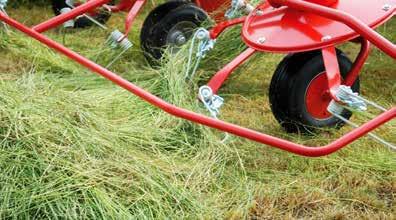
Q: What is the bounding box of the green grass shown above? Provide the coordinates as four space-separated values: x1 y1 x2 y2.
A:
0 4 395 219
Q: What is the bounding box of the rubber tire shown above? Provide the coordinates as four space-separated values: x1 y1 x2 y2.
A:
269 49 360 134
51 0 111 28
140 2 209 65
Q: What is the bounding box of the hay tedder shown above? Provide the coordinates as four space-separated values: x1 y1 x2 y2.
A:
0 0 395 156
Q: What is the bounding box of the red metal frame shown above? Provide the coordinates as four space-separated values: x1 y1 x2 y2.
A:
0 0 395 157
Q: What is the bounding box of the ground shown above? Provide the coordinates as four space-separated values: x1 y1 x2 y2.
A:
0 3 394 219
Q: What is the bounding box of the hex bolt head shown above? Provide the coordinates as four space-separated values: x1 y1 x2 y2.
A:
255 9 264 16
257 37 266 44
321 35 332 42
382 4 392 11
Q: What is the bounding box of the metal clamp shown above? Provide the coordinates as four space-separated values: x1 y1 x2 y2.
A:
199 86 224 119
0 0 7 9
335 85 367 111
195 28 216 58
185 28 216 80
225 0 255 19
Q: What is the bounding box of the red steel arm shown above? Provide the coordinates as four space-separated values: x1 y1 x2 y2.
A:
33 0 110 33
0 12 394 157
122 0 146 39
344 39 371 86
207 47 256 94
210 17 246 39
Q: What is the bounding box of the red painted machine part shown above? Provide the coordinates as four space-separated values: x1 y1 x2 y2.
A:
242 0 396 53
1 12 394 157
195 0 231 13
305 0 337 7
33 0 110 32
305 72 333 119
73 1 108 16
107 0 137 12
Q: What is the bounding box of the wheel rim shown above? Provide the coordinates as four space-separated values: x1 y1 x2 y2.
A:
166 21 198 54
305 72 333 120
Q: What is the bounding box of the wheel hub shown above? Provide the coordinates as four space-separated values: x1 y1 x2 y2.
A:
168 31 187 46
305 72 333 120
166 21 197 52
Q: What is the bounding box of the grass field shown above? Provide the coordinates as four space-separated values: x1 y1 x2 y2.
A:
0 3 395 219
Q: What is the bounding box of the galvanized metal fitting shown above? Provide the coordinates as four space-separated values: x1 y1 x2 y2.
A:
60 8 75 28
199 86 224 118
335 85 367 111
226 0 254 19
0 0 7 9
195 28 215 58
108 30 133 50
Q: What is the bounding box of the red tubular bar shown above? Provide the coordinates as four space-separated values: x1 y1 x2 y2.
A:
123 0 146 38
322 46 342 98
107 0 136 12
268 0 396 58
210 17 246 39
32 0 110 33
208 48 256 94
344 39 371 87
0 12 394 157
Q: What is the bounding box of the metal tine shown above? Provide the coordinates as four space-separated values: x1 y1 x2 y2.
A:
342 88 388 112
328 101 396 151
66 2 131 67
105 45 130 68
65 2 108 30
337 86 388 112
104 30 133 68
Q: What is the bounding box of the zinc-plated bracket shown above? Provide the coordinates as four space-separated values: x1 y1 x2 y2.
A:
199 86 224 119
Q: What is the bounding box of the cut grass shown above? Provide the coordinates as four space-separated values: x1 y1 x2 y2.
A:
0 4 395 219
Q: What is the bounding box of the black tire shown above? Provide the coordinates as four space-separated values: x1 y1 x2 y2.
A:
269 50 360 134
140 2 209 65
51 0 111 28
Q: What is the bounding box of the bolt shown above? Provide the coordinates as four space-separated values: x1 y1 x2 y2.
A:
255 9 264 16
382 4 392 11
257 37 266 44
321 35 332 42
175 35 186 46
200 86 213 100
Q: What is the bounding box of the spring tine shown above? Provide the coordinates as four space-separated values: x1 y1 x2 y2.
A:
66 3 108 30
336 113 395 150
343 89 388 112
106 46 129 68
